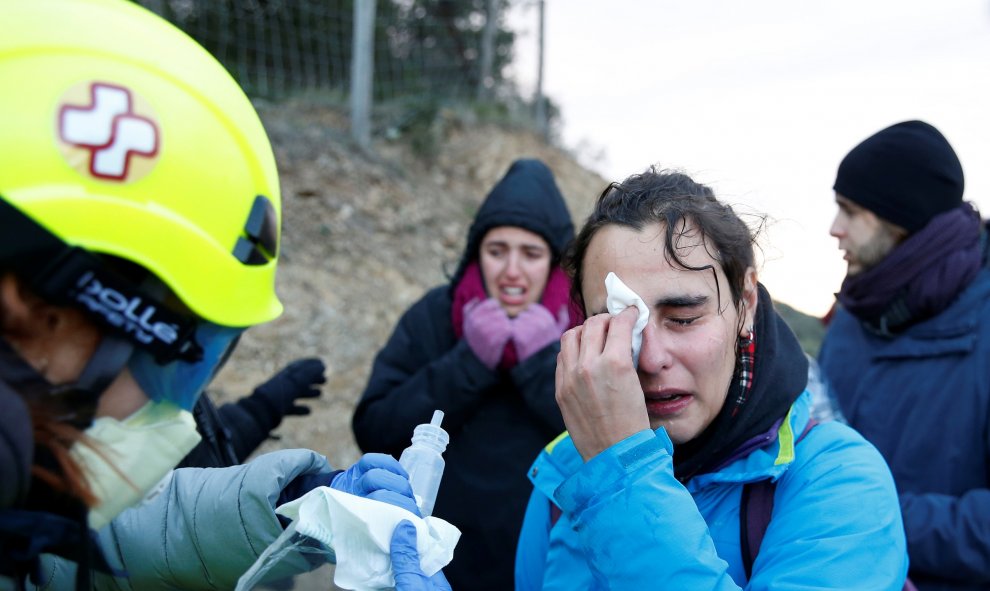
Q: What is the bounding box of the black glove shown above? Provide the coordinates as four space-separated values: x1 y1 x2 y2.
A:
250 357 326 418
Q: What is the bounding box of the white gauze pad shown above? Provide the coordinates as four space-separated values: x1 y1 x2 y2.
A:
604 272 650 368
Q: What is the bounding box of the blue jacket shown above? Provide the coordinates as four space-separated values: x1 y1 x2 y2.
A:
515 392 908 590
819 268 990 591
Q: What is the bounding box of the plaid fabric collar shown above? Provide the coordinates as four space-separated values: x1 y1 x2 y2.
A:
731 331 756 416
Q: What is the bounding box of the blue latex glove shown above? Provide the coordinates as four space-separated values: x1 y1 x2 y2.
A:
330 453 420 516
390 520 452 591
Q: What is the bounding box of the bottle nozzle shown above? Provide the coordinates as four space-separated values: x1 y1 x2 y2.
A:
430 409 444 427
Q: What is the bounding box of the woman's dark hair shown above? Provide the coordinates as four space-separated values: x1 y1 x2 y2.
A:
565 167 761 316
1 272 103 508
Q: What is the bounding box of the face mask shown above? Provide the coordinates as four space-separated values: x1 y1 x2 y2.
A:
70 400 202 529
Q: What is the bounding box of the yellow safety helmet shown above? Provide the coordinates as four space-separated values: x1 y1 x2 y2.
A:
0 0 282 330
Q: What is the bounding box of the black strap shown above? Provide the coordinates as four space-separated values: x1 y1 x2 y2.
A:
48 334 135 429
181 395 240 468
0 196 202 364
740 418 818 579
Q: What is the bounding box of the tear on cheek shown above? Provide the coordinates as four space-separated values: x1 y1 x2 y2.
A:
705 335 730 347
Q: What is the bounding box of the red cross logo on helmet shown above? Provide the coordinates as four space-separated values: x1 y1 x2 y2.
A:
58 82 159 181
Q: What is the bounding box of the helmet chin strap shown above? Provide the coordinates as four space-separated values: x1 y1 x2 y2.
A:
69 334 135 422
0 333 134 430
0 337 52 409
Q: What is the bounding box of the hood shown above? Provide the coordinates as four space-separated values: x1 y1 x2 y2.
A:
450 159 574 288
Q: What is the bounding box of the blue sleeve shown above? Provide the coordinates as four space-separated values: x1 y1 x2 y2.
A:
900 489 990 582
897 364 990 583
514 487 552 591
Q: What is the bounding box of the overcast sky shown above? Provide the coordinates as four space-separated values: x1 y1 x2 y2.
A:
507 0 990 316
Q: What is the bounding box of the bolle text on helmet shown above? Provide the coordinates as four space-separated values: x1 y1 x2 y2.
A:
74 272 179 347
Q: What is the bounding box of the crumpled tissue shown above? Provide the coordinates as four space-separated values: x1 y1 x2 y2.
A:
604 272 650 367
238 486 460 591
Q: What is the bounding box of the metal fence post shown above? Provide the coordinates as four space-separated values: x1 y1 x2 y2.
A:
351 0 377 151
477 0 498 101
534 0 548 140
140 0 166 16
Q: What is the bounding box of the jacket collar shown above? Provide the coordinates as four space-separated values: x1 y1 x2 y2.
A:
687 392 812 492
530 391 815 502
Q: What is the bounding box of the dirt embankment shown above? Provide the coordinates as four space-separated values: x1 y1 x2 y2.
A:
210 101 606 469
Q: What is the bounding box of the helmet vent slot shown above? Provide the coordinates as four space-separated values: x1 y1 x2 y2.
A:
233 195 277 265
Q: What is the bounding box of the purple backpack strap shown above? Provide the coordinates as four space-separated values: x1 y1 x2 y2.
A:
549 502 562 527
740 418 818 579
740 477 775 579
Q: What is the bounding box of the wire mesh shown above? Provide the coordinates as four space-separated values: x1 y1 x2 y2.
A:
133 0 521 104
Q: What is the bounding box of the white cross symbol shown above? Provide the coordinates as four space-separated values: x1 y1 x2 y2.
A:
59 83 159 180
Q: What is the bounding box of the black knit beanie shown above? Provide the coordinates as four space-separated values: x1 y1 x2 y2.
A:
833 120 964 233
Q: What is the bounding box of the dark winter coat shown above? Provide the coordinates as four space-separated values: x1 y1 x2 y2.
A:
818 267 990 591
352 159 573 591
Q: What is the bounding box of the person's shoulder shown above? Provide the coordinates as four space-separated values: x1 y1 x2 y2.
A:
822 305 858 334
400 285 453 317
791 420 890 484
423 284 451 301
961 268 990 312
801 419 869 448
922 268 990 334
374 285 458 354
778 419 902 535
818 307 863 356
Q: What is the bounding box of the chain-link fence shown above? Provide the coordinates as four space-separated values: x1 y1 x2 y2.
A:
133 0 547 146
138 0 354 99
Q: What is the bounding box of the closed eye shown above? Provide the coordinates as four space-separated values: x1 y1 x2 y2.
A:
484 245 507 258
655 294 708 328
523 246 548 260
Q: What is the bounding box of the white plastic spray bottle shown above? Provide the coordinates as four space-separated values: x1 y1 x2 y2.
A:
398 409 449 517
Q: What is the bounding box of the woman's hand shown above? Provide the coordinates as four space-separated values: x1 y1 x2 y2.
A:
512 303 570 362
462 298 513 370
555 306 650 461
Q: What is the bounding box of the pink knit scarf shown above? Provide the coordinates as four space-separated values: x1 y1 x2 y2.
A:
451 261 583 370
